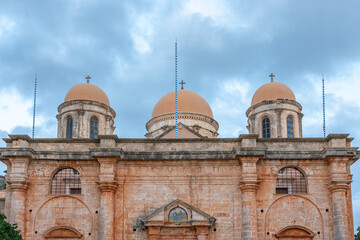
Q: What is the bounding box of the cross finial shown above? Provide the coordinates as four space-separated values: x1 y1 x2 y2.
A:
269 73 275 82
179 80 186 90
85 75 91 83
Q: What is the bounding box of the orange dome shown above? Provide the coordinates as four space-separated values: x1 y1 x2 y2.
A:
152 90 213 118
251 82 296 106
64 83 110 106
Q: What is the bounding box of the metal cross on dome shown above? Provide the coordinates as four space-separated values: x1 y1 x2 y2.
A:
85 75 91 83
179 80 186 89
269 73 275 82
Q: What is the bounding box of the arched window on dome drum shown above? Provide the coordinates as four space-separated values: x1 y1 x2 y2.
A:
276 167 307 194
287 117 294 138
262 118 271 138
66 117 73 139
51 168 81 194
90 117 98 139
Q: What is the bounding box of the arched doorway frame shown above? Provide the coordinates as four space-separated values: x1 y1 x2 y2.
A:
44 225 83 239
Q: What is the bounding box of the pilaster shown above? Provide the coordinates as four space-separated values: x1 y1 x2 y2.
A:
238 155 261 240
92 146 122 240
326 153 355 240
97 181 118 240
196 226 210 240
8 180 29 237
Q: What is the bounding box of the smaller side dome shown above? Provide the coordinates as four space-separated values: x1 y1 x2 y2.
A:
152 90 213 118
65 83 110 106
251 82 295 106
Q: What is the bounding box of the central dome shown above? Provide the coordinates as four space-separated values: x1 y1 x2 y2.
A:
251 82 296 106
152 90 213 118
64 83 110 106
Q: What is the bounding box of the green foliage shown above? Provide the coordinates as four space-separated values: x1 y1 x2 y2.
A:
356 226 360 240
0 214 22 240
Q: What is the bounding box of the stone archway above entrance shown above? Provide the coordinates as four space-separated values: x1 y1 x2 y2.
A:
135 199 216 240
275 225 315 239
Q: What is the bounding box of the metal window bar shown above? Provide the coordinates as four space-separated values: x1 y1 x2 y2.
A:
276 167 307 194
51 168 81 194
262 118 271 138
287 117 294 138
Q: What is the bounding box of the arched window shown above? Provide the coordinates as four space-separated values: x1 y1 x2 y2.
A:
262 117 271 138
51 168 81 194
90 117 98 139
66 117 73 139
287 117 294 138
276 167 307 194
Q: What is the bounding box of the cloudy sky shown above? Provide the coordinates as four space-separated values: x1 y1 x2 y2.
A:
1 0 360 228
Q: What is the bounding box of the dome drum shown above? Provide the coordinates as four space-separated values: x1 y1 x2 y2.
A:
247 81 303 139
58 83 116 139
146 113 219 138
146 90 219 139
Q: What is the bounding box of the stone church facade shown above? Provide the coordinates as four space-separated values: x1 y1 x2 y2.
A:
0 78 358 240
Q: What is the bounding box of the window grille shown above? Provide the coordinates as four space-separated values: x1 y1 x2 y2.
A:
276 167 307 194
66 118 73 138
51 168 81 194
90 117 98 138
287 117 294 138
262 118 271 138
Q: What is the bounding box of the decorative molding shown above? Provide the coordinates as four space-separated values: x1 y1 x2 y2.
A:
96 181 118 193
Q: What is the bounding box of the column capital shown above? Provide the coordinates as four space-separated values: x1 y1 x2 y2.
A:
239 180 260 192
97 181 118 193
328 180 351 193
8 180 29 192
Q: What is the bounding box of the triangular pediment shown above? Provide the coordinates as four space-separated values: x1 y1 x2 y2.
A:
140 199 215 227
157 123 203 139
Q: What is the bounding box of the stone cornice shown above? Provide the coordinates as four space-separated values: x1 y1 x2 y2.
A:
90 148 124 159
233 147 266 158
0 148 34 158
322 148 358 159
246 99 303 117
146 112 219 131
0 149 358 162
57 100 116 117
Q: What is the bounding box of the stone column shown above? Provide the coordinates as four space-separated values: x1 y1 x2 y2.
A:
77 109 84 138
98 181 118 240
196 226 209 240
298 113 303 138
56 114 62 138
8 181 28 236
275 109 282 138
239 157 259 240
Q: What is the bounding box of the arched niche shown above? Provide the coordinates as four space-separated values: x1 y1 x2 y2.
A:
33 196 93 240
265 195 323 239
